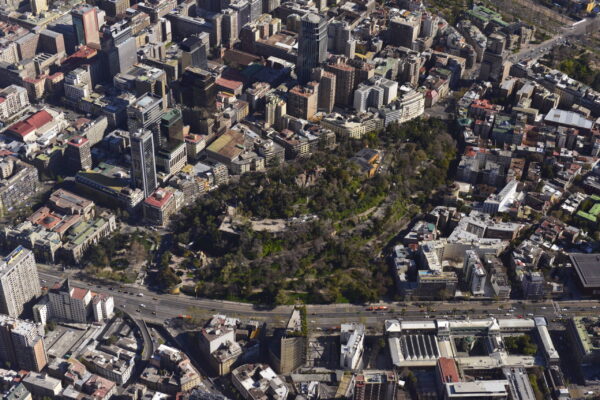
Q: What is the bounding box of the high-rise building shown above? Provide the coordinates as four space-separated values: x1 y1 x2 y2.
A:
65 136 92 173
0 85 30 125
353 371 398 400
30 0 47 16
180 34 209 70
326 62 355 107
127 94 164 146
389 13 421 49
312 68 336 113
0 314 47 372
287 82 319 120
221 9 239 47
268 309 307 374
0 246 41 317
249 0 261 21
71 4 100 48
101 22 137 78
160 108 184 143
130 130 157 198
229 0 250 33
179 67 216 109
47 279 114 323
296 13 328 84
197 0 221 12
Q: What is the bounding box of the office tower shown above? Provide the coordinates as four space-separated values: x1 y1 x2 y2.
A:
221 9 239 48
296 13 328 84
287 82 319 120
30 0 47 15
0 246 41 317
101 22 137 78
353 371 398 400
249 0 261 22
0 85 30 124
479 33 508 83
265 95 286 129
180 67 216 109
262 0 279 13
130 130 157 198
0 315 47 372
39 30 66 56
198 0 221 12
65 136 92 173
99 0 129 17
127 94 164 146
312 68 336 113
389 14 421 49
160 108 184 143
229 0 250 33
71 4 100 48
268 309 307 374
326 61 355 107
180 34 208 70
328 20 351 54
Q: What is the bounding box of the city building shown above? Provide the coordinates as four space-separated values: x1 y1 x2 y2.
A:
199 314 242 375
65 136 92 173
0 156 38 218
296 13 328 84
127 94 164 144
287 83 319 120
570 253 600 297
353 371 399 400
143 188 178 227
0 246 40 317
0 85 30 125
47 279 114 323
71 4 101 48
101 22 137 77
340 323 364 370
231 364 288 400
268 308 307 374
0 314 47 372
130 130 158 198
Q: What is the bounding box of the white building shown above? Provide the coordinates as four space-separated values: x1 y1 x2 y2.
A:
340 323 364 370
199 314 238 355
231 364 288 400
353 78 398 112
64 67 92 101
483 180 519 214
464 250 487 296
0 246 41 317
47 279 114 323
0 85 30 124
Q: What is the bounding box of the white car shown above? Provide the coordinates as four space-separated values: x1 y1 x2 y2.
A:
138 293 144 297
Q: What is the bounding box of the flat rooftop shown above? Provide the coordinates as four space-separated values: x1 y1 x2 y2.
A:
570 253 600 288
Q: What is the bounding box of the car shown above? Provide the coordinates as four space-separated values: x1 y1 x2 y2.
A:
527 313 534 317
138 293 144 297
136 309 140 312
153 297 158 300
593 306 598 309
541 307 547 310
152 311 156 315
140 304 146 308
505 313 512 316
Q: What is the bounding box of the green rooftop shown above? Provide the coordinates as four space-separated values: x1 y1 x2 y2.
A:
577 211 597 222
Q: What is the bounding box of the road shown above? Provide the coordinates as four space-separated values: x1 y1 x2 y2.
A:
38 269 600 331
508 17 599 64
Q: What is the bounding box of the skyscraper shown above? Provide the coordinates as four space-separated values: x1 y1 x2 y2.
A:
180 34 209 70
102 22 137 78
65 136 92 173
71 4 100 48
160 108 185 144
0 314 47 372
130 130 157 198
127 94 164 147
0 246 41 317
179 67 216 109
296 13 328 84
